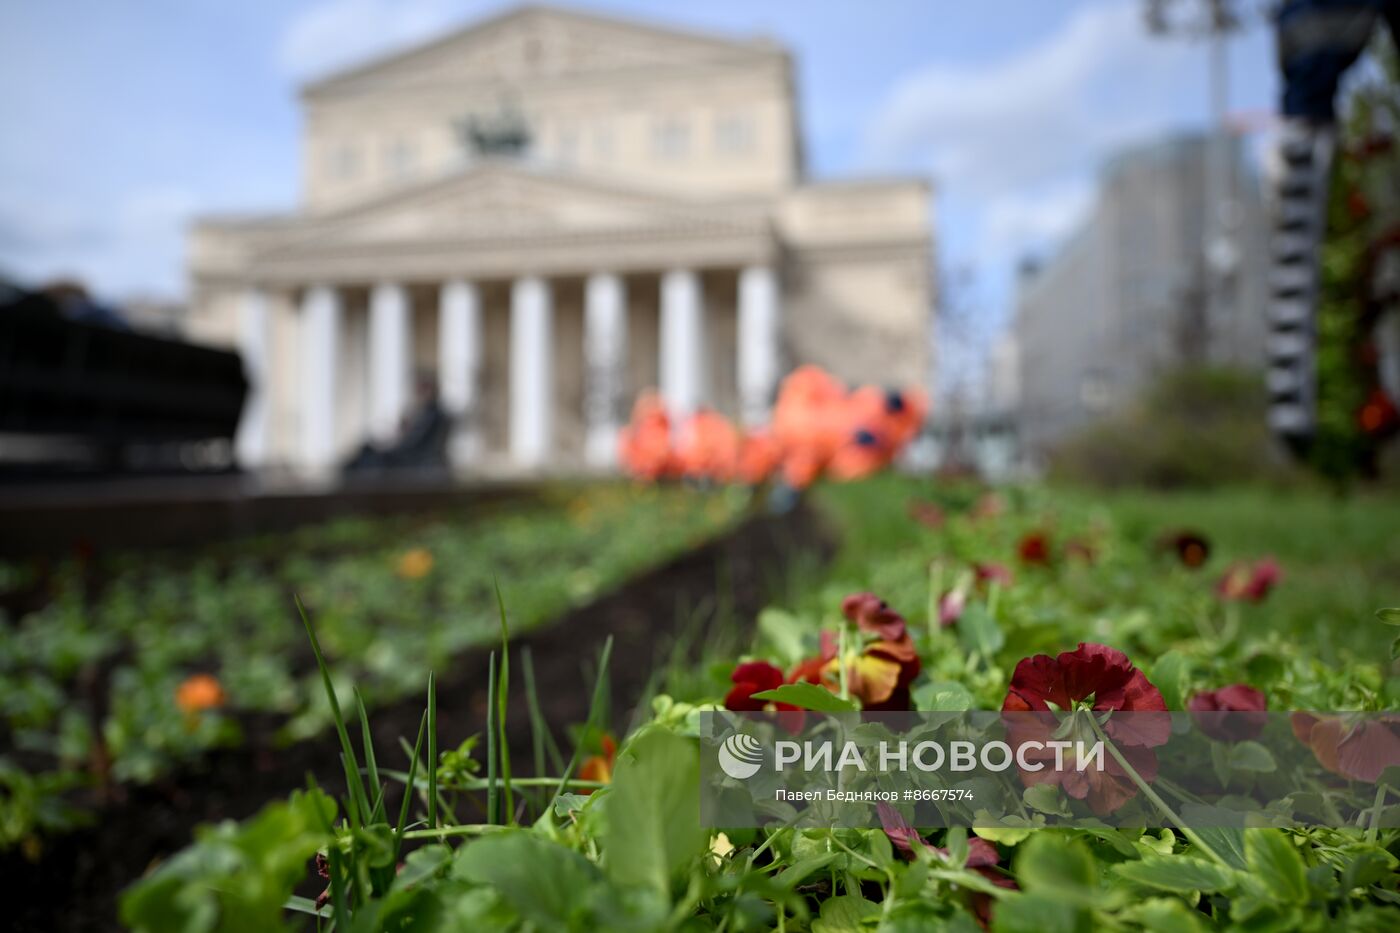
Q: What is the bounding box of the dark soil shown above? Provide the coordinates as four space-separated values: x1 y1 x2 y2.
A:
4 501 833 932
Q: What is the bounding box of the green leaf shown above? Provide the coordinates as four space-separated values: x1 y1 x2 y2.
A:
812 894 881 933
1149 651 1190 711
1120 897 1207 933
991 891 1091 933
1015 833 1096 896
603 728 707 898
957 603 1005 658
912 680 976 711
775 852 841 890
1227 741 1276 773
1023 783 1071 816
973 822 1036 845
757 608 808 665
1112 856 1237 893
1179 805 1248 869
553 793 591 818
120 789 335 933
751 682 859 713
1375 608 1400 626
455 830 608 931
1245 829 1308 903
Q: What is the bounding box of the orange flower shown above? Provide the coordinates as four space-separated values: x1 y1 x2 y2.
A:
396 547 434 580
736 429 782 485
578 734 617 791
618 392 676 480
175 674 225 714
674 408 740 482
772 365 850 485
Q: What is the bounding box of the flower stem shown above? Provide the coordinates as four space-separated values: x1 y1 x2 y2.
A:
1086 717 1231 868
837 623 850 702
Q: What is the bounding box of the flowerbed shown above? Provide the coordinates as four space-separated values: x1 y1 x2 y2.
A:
0 483 745 850
119 477 1400 930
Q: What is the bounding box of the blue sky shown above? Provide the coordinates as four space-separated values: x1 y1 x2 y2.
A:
0 0 1279 378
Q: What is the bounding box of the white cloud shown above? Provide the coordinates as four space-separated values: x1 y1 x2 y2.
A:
861 0 1206 385
277 0 488 82
977 177 1096 271
862 1 1194 197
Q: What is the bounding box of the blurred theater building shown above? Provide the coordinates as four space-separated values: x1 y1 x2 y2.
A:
186 5 934 477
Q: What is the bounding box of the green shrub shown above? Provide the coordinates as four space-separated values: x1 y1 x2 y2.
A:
1048 366 1296 489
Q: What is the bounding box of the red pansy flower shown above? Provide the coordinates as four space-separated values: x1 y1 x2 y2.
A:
1217 558 1280 602
1160 530 1211 569
1188 684 1267 743
1002 643 1169 814
1017 531 1052 566
724 660 789 711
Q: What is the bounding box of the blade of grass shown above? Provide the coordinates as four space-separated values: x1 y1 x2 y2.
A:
521 646 564 774
392 711 428 864
486 651 499 824
393 735 459 827
427 671 438 831
296 595 370 828
493 579 514 824
551 635 613 802
354 689 385 824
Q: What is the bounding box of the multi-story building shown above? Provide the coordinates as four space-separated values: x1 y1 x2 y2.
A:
1013 133 1268 455
186 4 934 476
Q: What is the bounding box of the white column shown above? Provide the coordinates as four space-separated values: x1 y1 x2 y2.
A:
660 268 704 417
584 272 627 468
368 281 411 445
438 279 482 466
300 285 341 474
235 287 271 468
738 265 780 427
510 276 552 467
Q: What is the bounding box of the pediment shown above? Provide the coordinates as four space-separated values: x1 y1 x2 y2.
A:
305 5 778 95
266 165 765 255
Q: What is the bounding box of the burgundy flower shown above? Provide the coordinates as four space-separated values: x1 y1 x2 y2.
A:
841 591 909 641
877 804 1015 927
724 661 787 711
1188 685 1267 742
1291 713 1400 783
1002 643 1169 814
1160 530 1211 569
1017 531 1052 566
790 596 921 711
1217 558 1280 602
973 562 1014 590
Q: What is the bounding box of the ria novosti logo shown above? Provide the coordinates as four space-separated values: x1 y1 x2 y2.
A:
717 732 764 779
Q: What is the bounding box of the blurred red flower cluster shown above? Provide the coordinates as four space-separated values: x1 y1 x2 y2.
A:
617 364 927 487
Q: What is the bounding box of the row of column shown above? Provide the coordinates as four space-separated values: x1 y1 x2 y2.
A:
235 267 780 474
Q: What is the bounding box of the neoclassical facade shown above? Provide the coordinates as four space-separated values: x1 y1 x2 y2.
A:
187 5 934 475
